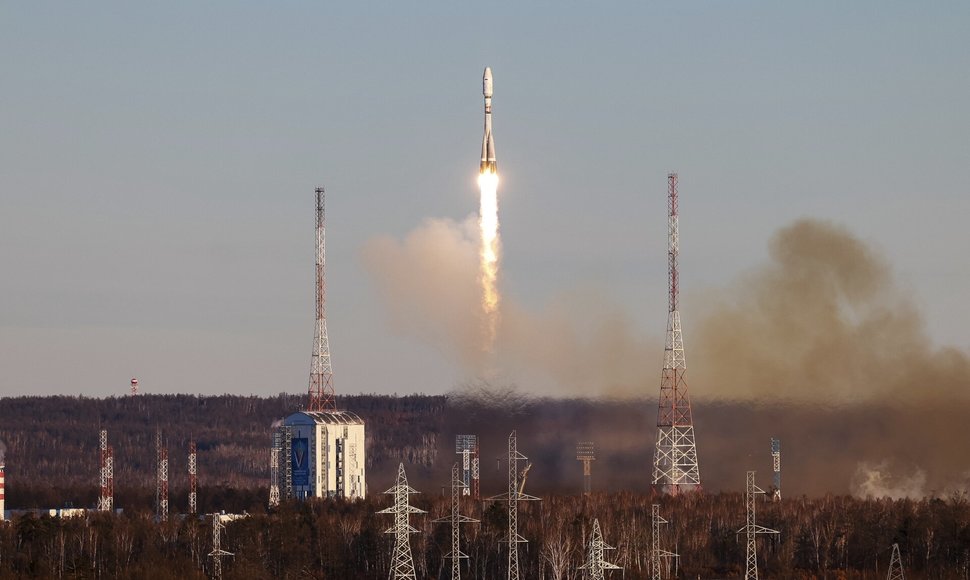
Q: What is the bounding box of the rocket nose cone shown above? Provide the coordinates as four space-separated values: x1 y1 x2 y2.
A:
483 67 493 97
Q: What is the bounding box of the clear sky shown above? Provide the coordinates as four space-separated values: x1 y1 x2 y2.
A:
2 2 968 398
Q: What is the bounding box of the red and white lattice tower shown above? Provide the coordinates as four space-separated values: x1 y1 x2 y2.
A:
130 377 138 396
652 173 702 493
188 440 198 515
156 429 169 522
307 187 337 413
98 429 113 511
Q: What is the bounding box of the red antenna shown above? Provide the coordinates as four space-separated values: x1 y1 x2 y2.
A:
652 173 701 493
307 187 337 412
130 377 138 396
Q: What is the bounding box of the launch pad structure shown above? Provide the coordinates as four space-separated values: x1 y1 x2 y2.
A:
276 186 366 501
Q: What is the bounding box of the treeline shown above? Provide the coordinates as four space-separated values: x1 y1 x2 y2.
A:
0 491 968 578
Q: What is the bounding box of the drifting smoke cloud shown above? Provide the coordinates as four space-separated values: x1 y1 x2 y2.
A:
364 216 970 496
692 219 970 405
361 215 658 395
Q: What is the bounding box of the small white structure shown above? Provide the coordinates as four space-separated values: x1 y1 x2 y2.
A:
282 411 366 499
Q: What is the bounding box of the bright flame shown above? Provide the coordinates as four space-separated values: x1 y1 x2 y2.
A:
478 169 500 350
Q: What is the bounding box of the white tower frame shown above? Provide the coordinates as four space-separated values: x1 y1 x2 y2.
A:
433 462 478 579
651 504 679 580
378 463 426 580
736 471 779 580
579 518 621 580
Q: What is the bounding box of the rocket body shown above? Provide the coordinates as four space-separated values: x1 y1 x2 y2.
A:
480 67 496 173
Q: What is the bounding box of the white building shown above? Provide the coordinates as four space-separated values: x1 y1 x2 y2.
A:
282 411 366 500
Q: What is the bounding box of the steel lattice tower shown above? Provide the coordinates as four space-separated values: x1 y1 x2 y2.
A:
576 442 595 496
282 426 293 500
456 435 480 500
188 440 198 515
652 172 701 493
579 518 621 579
98 429 113 511
487 431 539 580
651 504 679 580
269 430 281 508
155 428 169 522
771 438 781 501
433 463 479 580
888 543 905 580
737 471 778 580
307 187 337 413
379 463 426 580
208 515 233 580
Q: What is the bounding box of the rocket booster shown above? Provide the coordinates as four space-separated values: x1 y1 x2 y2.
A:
480 67 496 173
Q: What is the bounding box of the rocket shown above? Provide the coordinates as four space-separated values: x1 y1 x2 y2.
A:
480 66 496 173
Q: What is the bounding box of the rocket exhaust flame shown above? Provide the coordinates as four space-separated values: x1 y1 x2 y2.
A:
479 169 500 348
479 67 500 351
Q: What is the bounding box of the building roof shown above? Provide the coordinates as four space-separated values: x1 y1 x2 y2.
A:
285 410 364 426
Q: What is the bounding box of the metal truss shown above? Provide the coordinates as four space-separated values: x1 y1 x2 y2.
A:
433 463 478 579
736 471 779 580
308 186 337 412
579 518 621 580
651 504 679 580
378 463 426 580
487 431 539 580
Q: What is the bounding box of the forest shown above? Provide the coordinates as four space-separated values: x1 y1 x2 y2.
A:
1 393 969 577
0 490 969 578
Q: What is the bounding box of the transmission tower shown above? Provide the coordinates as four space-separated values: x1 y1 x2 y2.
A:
188 440 198 515
207 515 233 580
433 463 479 579
888 543 905 580
98 429 112 511
579 518 621 579
156 429 168 522
269 430 281 508
771 438 781 501
307 186 337 413
576 441 595 496
378 463 426 580
737 471 779 580
456 434 480 500
487 430 539 580
652 172 701 493
651 504 679 580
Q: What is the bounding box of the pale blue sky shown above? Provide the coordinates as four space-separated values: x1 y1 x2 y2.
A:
2 2 968 397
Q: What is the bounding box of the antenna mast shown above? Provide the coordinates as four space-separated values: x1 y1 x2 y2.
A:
652 172 701 493
188 440 198 515
308 186 337 412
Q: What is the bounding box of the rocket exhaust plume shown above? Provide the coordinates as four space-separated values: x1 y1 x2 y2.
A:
479 66 500 350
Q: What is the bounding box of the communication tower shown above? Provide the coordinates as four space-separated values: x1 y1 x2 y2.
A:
576 441 595 496
456 434 480 500
771 438 781 501
652 173 701 493
487 431 539 580
307 186 337 413
737 471 778 580
130 377 138 396
579 518 621 579
433 462 479 579
156 429 169 522
98 429 113 511
378 463 425 580
269 430 281 508
651 504 679 580
188 440 198 515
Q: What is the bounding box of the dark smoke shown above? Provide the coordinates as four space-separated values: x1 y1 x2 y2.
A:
363 216 970 496
691 219 970 405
